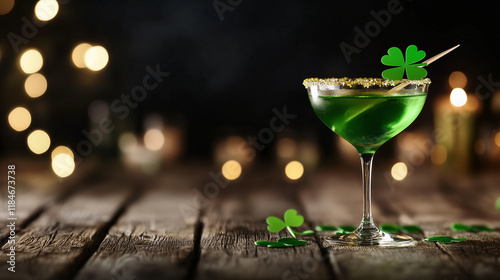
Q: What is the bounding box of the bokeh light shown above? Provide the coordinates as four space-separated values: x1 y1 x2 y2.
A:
431 144 447 165
276 138 297 158
84 46 109 71
448 71 467 89
221 160 242 180
8 107 31 132
391 162 408 181
0 0 15 15
118 132 138 153
450 88 467 107
495 132 500 148
52 153 75 178
144 129 164 151
51 145 74 160
285 160 304 180
20 49 43 74
24 73 47 98
27 130 51 154
34 0 59 21
72 43 92 68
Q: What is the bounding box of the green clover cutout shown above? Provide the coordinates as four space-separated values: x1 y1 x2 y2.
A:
451 222 493 232
381 45 428 80
256 209 312 248
425 236 466 244
265 209 313 238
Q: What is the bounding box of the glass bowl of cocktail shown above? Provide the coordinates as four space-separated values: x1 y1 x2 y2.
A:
304 77 431 246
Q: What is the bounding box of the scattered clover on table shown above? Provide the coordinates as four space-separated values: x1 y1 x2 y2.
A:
425 236 466 244
381 45 428 80
451 222 493 232
315 225 357 234
255 209 314 248
379 223 423 234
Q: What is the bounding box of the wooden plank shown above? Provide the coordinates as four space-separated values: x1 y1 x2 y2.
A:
381 165 500 279
196 170 333 280
74 164 210 280
300 166 466 280
0 160 96 243
0 171 134 280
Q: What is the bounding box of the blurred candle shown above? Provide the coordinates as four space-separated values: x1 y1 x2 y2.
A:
433 88 481 173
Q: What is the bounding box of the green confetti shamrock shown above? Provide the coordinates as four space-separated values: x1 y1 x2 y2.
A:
424 236 466 244
266 209 314 238
254 238 308 248
315 225 357 234
380 223 423 234
255 209 313 248
451 223 494 232
381 45 428 80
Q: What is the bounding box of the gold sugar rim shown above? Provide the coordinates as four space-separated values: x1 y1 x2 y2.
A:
303 77 431 88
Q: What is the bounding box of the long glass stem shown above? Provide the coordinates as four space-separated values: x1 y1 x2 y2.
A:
359 153 377 234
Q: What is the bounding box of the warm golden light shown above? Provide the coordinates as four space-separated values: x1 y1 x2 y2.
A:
20 49 43 74
391 162 408 181
24 73 47 98
277 138 297 158
8 107 31 132
84 46 109 71
448 71 467 89
52 153 75 178
221 160 242 180
144 129 164 151
72 43 92 68
118 132 138 153
0 0 15 15
51 145 74 160
431 144 447 165
34 0 59 21
27 130 51 154
495 132 500 148
285 160 304 180
450 88 467 107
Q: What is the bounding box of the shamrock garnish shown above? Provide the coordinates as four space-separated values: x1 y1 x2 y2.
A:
266 209 314 238
496 197 500 212
381 45 428 80
425 236 466 244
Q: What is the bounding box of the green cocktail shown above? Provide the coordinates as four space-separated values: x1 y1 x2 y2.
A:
310 93 427 154
304 77 430 246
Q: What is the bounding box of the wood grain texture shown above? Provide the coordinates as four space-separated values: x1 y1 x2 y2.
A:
300 166 467 280
75 165 210 280
0 160 97 243
382 166 500 280
0 173 134 280
196 171 333 280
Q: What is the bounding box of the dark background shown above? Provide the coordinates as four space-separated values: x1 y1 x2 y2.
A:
1 0 499 161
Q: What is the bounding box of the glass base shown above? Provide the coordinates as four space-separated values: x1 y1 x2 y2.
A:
326 229 415 247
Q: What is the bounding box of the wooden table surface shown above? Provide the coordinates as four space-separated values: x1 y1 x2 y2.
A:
1 160 500 280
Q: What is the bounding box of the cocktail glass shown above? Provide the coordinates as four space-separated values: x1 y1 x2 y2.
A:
304 77 430 246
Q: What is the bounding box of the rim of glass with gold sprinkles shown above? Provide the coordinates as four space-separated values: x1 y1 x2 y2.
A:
303 77 431 88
